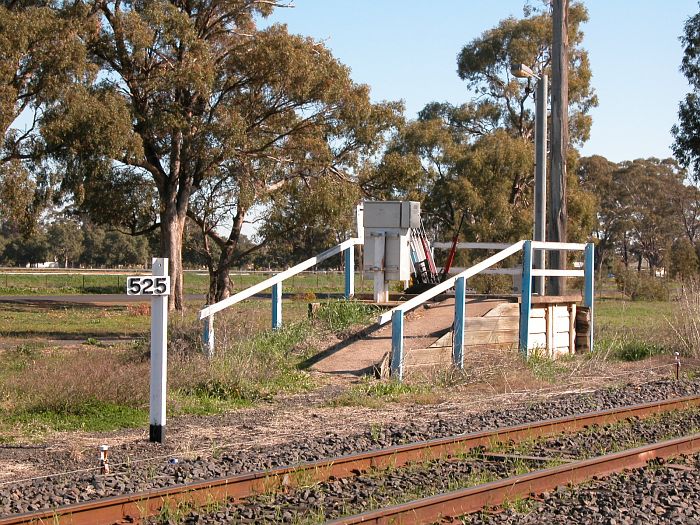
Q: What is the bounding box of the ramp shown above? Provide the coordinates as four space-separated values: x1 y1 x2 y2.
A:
310 297 511 376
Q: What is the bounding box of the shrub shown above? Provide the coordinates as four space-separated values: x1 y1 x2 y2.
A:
614 267 670 301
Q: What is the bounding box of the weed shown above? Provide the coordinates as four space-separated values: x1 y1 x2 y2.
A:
313 300 379 333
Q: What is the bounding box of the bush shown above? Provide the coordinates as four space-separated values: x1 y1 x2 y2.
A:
614 267 670 301
314 300 379 332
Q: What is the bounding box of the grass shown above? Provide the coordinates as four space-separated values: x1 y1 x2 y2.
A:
0 270 377 296
328 376 437 408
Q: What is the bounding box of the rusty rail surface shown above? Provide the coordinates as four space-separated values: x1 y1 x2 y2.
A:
327 433 700 524
2 395 699 525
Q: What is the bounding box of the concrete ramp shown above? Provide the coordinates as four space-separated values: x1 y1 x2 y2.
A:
310 297 509 376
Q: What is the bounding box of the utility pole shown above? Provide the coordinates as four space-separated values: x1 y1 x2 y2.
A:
534 74 547 296
550 0 568 295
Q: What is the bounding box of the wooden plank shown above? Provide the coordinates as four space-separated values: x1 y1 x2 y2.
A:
528 332 547 350
553 316 570 332
529 317 546 334
553 305 569 318
553 332 569 348
404 347 452 368
569 303 576 354
466 330 518 345
484 303 520 317
530 307 546 318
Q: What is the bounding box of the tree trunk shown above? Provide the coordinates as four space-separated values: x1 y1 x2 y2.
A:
160 207 186 311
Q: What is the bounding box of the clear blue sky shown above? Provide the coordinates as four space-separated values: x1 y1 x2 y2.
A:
264 0 700 163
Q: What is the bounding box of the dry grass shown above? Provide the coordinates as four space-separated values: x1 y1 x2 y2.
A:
666 279 700 358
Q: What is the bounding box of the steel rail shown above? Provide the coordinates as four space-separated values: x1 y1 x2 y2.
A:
326 433 700 524
2 395 699 525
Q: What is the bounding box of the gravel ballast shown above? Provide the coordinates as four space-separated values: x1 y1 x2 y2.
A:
2 378 700 517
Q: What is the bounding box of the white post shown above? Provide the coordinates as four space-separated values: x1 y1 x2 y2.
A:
202 313 214 359
372 232 388 303
149 258 168 444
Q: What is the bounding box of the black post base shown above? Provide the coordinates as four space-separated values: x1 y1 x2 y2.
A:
149 424 165 444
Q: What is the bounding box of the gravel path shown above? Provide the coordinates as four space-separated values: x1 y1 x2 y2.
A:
2 378 700 517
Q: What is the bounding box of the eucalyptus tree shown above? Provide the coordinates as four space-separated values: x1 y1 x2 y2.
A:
374 2 597 243
0 0 92 231
42 0 399 309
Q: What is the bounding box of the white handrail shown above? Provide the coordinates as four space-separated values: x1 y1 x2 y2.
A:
531 241 586 251
200 237 363 320
531 269 584 277
432 242 512 250
377 240 525 326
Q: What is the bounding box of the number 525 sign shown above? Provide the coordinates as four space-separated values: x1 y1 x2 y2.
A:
126 276 170 296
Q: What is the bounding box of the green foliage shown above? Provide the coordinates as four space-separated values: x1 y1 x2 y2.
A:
614 267 671 301
456 2 597 145
173 322 315 410
314 300 379 332
673 7 700 180
670 238 699 279
612 341 664 362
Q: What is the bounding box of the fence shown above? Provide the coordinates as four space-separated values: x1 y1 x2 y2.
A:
381 240 594 380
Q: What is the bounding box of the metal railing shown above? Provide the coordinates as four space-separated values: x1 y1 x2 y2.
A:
198 237 363 357
383 240 594 380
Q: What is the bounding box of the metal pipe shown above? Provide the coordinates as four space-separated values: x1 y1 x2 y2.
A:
534 75 548 296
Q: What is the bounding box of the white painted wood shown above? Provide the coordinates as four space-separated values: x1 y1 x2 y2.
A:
553 332 570 348
569 303 576 354
530 241 587 251
530 269 584 277
553 305 570 318
378 241 525 325
200 237 362 319
528 332 547 349
150 258 168 441
529 317 547 333
554 316 570 332
432 242 512 250
480 268 521 275
530 307 547 318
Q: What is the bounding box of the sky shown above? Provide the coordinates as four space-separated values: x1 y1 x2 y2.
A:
263 0 700 163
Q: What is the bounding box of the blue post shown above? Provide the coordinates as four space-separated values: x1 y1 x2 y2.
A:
344 246 354 299
453 276 466 369
272 282 282 329
390 310 404 380
519 240 533 355
584 243 595 352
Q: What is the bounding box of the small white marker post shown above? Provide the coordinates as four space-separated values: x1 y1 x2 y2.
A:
126 258 170 444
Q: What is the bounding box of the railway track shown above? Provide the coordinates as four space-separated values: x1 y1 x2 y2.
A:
2 395 700 525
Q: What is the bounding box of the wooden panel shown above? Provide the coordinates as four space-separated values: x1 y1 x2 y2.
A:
468 316 519 331
404 346 452 368
528 332 547 349
553 316 570 332
553 305 569 318
465 330 519 345
529 317 546 334
530 307 546 318
484 303 520 317
569 303 576 354
553 332 570 348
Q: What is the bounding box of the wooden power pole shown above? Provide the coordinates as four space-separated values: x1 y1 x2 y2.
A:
549 0 568 295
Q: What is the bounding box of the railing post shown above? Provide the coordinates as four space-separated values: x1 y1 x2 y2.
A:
390 310 404 380
584 242 595 352
519 240 533 356
202 313 215 359
272 282 282 329
453 276 466 369
344 245 354 299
